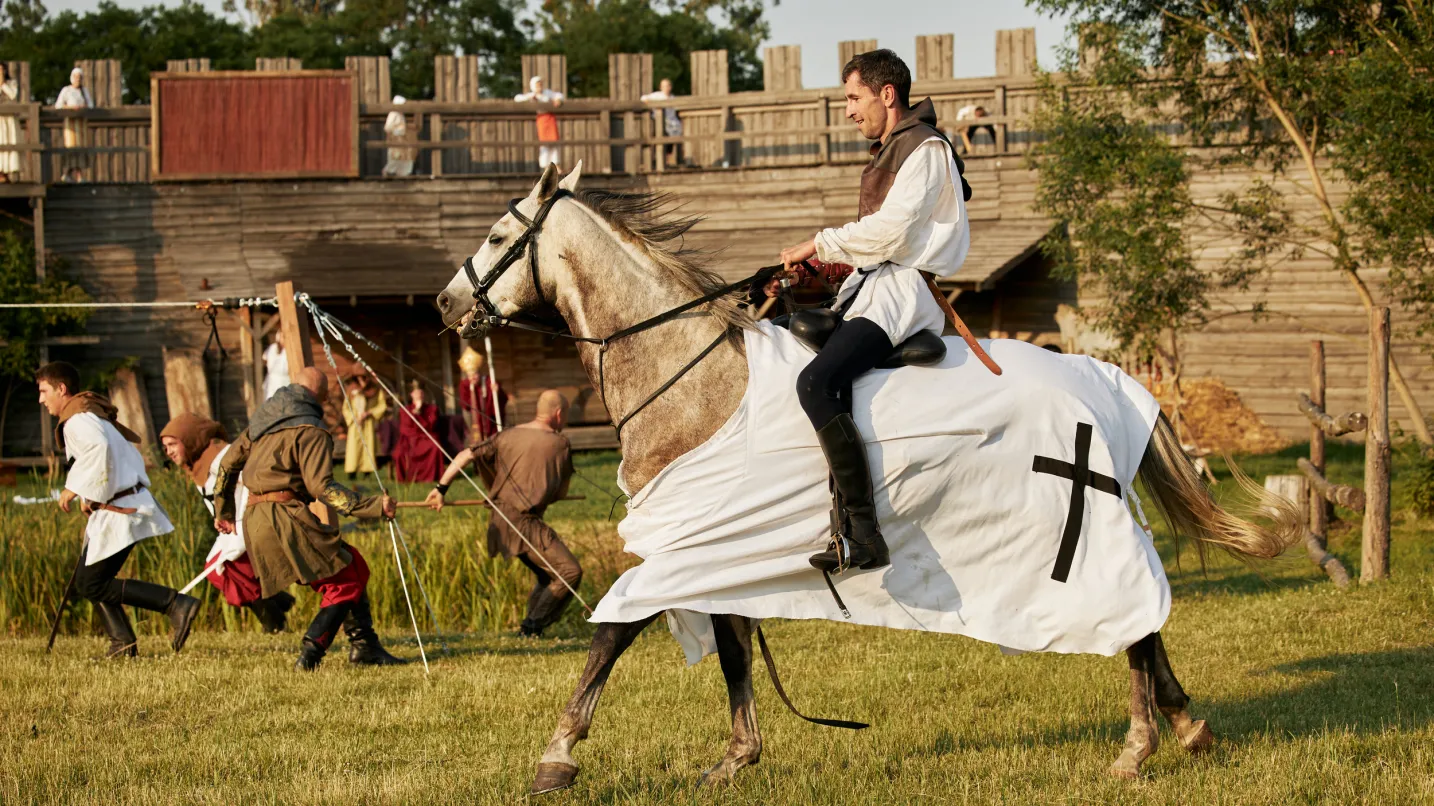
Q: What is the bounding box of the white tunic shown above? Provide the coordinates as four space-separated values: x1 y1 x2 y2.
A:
199 445 247 571
64 412 174 566
263 343 290 399
814 137 971 344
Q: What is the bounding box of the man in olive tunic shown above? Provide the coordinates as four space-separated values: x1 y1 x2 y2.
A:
426 389 582 637
213 367 404 670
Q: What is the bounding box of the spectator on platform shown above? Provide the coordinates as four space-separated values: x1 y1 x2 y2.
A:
515 75 564 170
262 331 290 400
56 67 92 182
955 104 995 154
382 95 414 177
0 64 20 182
640 78 683 168
393 381 442 483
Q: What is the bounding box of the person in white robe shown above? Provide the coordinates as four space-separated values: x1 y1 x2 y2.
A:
38 361 200 658
775 49 970 574
0 63 21 179
382 95 414 177
263 331 290 400
55 67 92 183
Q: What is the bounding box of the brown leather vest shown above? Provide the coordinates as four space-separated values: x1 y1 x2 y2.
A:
858 98 970 219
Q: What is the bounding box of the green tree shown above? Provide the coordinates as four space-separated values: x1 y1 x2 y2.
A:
0 228 89 456
533 0 772 97
1026 0 1434 447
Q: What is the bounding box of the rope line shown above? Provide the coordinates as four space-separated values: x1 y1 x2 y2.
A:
301 295 594 616
304 297 432 675
0 297 277 310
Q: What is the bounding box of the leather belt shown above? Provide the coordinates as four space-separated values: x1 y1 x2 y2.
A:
96 483 145 515
246 489 305 508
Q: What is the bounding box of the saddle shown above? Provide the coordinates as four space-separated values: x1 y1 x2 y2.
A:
774 309 947 369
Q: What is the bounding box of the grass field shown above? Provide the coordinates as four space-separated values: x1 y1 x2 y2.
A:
3 445 1434 804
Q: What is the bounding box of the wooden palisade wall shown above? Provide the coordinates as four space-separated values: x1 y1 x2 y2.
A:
995 28 1038 77
838 39 878 68
75 59 123 106
166 59 211 73
255 57 304 72
915 34 954 80
690 50 728 97
608 53 653 101
763 45 802 91
433 55 479 102
5 61 31 101
521 54 568 95
346 56 391 104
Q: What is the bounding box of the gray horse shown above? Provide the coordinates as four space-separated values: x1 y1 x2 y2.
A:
436 163 1302 794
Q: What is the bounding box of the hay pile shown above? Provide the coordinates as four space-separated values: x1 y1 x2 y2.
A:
1154 377 1289 454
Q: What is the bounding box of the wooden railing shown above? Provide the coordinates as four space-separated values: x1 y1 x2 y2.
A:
0 75 1045 186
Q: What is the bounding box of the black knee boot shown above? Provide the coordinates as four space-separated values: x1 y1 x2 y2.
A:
520 587 574 637
119 580 201 653
95 602 137 659
295 603 351 671
343 594 406 666
808 413 891 573
245 591 295 634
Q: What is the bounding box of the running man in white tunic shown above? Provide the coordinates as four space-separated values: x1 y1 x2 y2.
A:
38 361 201 657
775 49 972 573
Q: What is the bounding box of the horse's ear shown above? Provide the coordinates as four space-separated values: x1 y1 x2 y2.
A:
531 162 561 202
559 160 583 193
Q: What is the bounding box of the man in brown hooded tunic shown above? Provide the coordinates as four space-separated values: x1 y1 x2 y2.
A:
212 367 403 670
775 49 972 574
160 412 295 632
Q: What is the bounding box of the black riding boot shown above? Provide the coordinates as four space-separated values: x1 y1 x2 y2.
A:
119 580 201 653
343 593 406 666
519 587 573 637
808 414 891 573
295 603 351 671
96 602 137 659
245 591 296 634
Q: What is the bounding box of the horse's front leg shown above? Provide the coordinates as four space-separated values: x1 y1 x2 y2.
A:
531 614 661 795
1110 633 1159 779
699 614 762 786
1150 632 1215 754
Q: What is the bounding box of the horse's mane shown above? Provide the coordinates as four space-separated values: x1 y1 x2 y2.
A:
574 188 752 335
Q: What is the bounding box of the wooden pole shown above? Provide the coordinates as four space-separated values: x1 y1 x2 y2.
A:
1309 341 1328 544
238 307 257 417
274 280 314 380
1362 307 1391 582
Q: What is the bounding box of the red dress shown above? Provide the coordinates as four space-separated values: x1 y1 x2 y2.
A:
394 402 443 482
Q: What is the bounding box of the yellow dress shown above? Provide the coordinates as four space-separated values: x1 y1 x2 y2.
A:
342 390 386 475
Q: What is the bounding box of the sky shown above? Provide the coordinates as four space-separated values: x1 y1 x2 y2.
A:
35 0 1074 84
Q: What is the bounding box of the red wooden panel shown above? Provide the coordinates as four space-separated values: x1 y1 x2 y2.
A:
155 72 355 180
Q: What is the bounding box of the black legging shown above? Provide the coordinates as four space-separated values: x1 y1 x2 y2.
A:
795 316 894 429
74 544 133 604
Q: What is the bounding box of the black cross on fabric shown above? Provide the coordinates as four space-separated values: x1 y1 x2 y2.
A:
1031 422 1122 583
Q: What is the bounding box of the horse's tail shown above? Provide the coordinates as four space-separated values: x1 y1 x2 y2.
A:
1136 412 1302 563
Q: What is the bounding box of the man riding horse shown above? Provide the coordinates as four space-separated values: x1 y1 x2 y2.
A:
776 49 972 574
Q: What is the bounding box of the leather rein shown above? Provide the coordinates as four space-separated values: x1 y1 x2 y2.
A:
460 189 782 437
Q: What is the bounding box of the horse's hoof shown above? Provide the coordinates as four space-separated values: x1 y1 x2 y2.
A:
1178 719 1215 755
530 762 578 795
1108 753 1143 780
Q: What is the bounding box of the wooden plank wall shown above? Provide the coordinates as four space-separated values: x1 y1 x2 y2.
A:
521 54 568 95
5 61 31 101
433 55 480 102
915 35 955 81
166 59 211 73
346 56 391 104
608 53 653 101
690 50 728 97
763 46 802 92
995 28 1038 77
255 58 304 72
838 39 878 68
75 59 123 106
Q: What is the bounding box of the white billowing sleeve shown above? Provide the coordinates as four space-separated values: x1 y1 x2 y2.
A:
384 111 405 136
814 140 955 269
63 414 117 503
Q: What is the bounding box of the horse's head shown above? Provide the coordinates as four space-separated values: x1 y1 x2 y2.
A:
437 161 584 338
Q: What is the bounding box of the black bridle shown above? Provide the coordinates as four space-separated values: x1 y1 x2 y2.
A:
458 189 782 436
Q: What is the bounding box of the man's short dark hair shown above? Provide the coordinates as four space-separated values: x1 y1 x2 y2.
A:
841 49 911 107
36 361 81 396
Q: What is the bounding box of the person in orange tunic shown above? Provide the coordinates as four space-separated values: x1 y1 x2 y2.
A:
515 75 565 170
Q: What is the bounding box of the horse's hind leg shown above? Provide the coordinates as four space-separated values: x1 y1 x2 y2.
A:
531 614 661 796
1150 632 1215 754
1110 634 1159 779
699 614 762 787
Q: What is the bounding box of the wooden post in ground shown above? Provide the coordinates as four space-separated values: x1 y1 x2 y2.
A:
273 280 335 526
1309 341 1329 543
1362 307 1392 581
